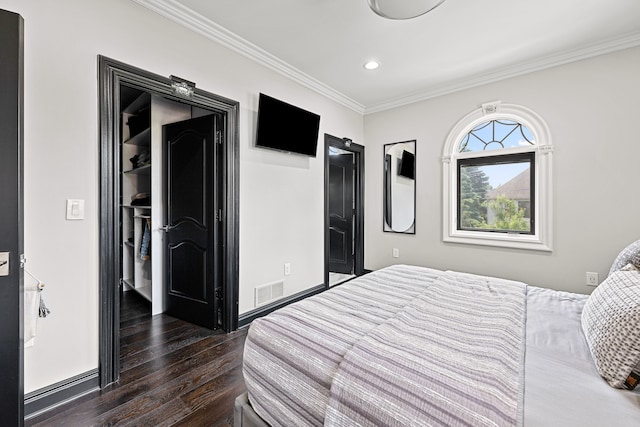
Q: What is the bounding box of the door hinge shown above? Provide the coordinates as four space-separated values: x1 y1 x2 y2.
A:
216 130 222 145
216 209 222 222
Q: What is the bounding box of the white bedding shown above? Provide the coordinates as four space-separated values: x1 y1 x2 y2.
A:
524 286 640 425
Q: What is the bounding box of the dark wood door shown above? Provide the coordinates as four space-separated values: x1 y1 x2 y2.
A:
328 153 354 274
0 8 24 425
163 115 221 330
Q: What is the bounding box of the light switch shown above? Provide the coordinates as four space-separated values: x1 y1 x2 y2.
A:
66 199 85 220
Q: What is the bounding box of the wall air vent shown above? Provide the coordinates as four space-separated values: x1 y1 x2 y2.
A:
255 280 285 306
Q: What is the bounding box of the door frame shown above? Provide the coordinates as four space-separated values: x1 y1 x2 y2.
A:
98 56 239 387
324 134 365 287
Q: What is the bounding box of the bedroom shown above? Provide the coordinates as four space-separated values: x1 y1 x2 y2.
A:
1 0 639 424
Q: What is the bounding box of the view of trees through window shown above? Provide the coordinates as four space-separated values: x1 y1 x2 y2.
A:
458 157 533 234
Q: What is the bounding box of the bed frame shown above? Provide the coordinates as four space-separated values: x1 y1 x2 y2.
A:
234 392 269 427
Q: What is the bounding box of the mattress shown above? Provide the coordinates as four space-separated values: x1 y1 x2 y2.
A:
242 265 640 426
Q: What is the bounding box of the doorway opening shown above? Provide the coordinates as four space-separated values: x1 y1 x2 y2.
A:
324 134 364 287
99 56 239 387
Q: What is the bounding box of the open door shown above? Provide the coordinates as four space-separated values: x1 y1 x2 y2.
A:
324 134 365 287
0 8 24 424
328 153 354 274
163 114 221 330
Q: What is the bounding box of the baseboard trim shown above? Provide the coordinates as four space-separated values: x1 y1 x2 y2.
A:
238 283 326 328
24 369 100 419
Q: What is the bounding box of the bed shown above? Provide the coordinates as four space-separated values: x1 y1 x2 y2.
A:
236 244 640 426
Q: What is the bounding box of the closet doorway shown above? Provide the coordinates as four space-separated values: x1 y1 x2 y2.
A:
324 134 365 287
98 56 239 387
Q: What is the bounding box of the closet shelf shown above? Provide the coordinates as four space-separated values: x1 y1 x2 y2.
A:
122 205 151 210
123 278 135 288
122 92 151 115
123 127 150 147
134 214 151 219
135 285 152 302
124 164 151 175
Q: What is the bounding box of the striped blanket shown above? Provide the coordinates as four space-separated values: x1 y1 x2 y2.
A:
243 265 527 426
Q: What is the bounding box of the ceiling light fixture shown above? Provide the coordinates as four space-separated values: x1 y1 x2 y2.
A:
364 61 380 70
368 0 446 20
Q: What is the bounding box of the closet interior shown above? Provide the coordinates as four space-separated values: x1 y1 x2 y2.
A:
119 85 211 315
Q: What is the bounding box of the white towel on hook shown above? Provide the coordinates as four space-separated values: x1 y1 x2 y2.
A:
24 286 39 347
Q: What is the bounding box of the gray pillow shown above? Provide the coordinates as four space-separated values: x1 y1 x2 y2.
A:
581 269 640 388
609 240 640 276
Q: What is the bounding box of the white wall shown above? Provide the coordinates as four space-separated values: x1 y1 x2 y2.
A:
365 46 640 295
0 0 363 393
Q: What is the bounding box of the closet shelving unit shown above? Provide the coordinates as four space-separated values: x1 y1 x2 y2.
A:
121 90 152 302
119 87 193 314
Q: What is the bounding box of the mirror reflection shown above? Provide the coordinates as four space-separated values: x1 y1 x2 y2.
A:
384 140 416 234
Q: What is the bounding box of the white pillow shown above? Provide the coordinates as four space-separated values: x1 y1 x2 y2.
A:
609 240 640 276
581 269 640 388
620 263 640 272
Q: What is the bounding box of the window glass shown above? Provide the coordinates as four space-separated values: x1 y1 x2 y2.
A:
458 153 533 234
459 120 535 153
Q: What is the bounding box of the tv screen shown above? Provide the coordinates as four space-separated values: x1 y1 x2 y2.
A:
255 93 321 157
399 150 415 179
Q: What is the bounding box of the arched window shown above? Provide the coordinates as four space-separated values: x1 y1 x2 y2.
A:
442 101 553 251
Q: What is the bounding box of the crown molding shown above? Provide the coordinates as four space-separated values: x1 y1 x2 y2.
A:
364 31 640 115
131 0 640 117
129 0 366 114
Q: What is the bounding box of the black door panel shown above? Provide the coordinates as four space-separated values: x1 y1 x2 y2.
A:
163 115 220 329
328 153 354 274
0 8 24 424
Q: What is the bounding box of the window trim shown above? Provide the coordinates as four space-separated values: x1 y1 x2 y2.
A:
442 101 553 251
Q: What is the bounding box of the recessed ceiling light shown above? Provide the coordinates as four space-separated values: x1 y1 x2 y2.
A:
364 61 380 70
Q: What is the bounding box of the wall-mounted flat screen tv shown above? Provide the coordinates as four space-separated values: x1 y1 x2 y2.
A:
255 93 321 157
399 150 415 179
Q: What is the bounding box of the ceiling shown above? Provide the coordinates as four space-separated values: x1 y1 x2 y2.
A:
132 0 640 114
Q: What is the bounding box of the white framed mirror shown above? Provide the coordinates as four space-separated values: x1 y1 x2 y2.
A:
384 140 416 234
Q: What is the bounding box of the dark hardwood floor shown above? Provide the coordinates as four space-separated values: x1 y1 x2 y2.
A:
26 291 248 427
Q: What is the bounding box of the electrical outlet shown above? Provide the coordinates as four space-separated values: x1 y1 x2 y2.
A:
586 272 599 287
392 248 399 258
284 263 291 276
